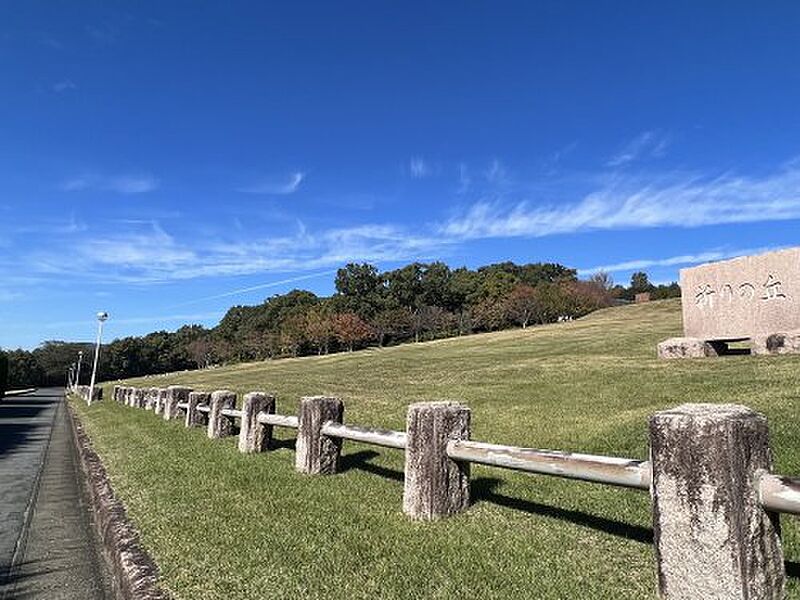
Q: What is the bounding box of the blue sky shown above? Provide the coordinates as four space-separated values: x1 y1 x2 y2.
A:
2 1 800 349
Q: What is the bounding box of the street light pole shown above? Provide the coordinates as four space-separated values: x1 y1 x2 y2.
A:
87 312 109 406
75 351 83 391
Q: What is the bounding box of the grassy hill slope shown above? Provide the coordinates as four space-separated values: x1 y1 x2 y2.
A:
73 299 800 599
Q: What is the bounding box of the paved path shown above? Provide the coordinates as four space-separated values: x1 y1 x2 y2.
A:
0 389 112 599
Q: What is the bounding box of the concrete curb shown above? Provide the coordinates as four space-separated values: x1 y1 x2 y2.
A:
66 401 169 600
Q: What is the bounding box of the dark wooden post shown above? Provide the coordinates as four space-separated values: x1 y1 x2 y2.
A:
649 403 785 599
239 392 276 453
403 401 471 520
207 390 236 439
186 391 211 428
296 396 343 474
163 386 192 421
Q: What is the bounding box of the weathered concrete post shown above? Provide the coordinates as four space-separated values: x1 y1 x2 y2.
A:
403 401 471 520
134 388 146 409
155 388 168 415
113 385 121 402
163 386 192 421
186 391 211 428
125 387 134 407
207 390 237 439
239 392 276 453
649 404 785 599
295 396 344 475
146 387 159 410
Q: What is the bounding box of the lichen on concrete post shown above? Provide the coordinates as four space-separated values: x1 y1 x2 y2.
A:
403 401 471 520
113 385 121 403
155 388 168 415
134 388 146 409
124 387 134 407
186 391 211 428
146 387 159 410
207 390 236 439
239 392 276 453
163 386 192 421
295 396 344 474
649 403 785 600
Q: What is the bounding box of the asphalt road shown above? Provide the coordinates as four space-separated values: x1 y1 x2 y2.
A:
0 389 113 599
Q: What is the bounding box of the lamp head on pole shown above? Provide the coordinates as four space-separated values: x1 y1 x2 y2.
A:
97 311 109 323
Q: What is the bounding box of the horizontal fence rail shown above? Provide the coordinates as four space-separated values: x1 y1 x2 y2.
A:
759 473 800 516
321 422 407 450
104 384 800 597
256 413 299 429
446 440 651 490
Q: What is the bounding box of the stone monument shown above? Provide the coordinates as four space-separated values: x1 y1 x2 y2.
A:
658 247 800 358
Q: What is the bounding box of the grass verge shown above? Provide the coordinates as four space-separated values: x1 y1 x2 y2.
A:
71 299 800 599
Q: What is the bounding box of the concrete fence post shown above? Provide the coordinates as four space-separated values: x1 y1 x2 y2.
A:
163 386 192 421
208 390 236 439
649 404 785 600
155 388 168 415
134 388 146 409
113 385 121 402
186 391 211 428
403 401 471 520
146 387 159 410
239 392 276 453
296 396 344 475
124 387 133 407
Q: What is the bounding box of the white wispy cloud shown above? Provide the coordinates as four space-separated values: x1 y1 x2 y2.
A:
485 159 509 184
607 131 670 167
442 160 800 240
167 270 339 308
0 290 21 302
61 173 159 194
53 79 77 93
577 246 784 276
410 157 431 179
237 172 305 195
26 220 447 285
457 163 471 193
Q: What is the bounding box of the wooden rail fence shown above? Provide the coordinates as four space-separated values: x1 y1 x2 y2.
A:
104 384 799 599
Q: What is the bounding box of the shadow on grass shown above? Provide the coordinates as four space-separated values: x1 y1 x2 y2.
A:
472 477 653 544
787 561 799 579
340 450 653 544
269 437 297 452
340 450 403 482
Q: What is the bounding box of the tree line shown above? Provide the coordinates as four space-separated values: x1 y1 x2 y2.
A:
3 261 679 388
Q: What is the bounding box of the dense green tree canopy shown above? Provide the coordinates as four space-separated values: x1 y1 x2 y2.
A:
4 260 679 386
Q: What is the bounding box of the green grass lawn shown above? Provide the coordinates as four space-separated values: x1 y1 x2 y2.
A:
71 299 800 599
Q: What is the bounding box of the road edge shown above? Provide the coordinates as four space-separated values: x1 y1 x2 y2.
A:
0 392 59 599
66 399 170 600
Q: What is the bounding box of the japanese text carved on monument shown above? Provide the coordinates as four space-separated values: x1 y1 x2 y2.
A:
694 274 788 310
680 248 800 340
